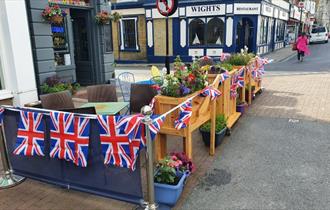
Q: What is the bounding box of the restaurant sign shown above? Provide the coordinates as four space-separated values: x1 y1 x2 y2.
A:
186 4 225 17
234 3 261 15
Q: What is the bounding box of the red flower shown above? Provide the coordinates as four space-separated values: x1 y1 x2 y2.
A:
187 74 195 82
151 85 161 91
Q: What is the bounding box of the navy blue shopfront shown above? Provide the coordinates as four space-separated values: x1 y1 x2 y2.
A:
113 0 290 63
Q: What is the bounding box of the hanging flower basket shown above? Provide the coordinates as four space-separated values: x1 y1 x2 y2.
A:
95 10 111 25
41 4 67 24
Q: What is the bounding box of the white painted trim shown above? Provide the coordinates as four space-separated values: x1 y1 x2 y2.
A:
119 17 139 51
226 4 233 14
180 20 187 47
226 17 233 47
147 21 153 47
206 48 223 57
152 8 179 19
0 0 38 106
146 9 151 18
189 49 204 57
112 8 145 15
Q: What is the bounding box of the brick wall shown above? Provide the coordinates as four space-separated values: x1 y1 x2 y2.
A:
112 15 147 61
154 18 173 56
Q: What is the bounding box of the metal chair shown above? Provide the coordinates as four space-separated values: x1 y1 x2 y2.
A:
130 84 158 114
40 90 75 110
118 72 135 102
86 84 118 102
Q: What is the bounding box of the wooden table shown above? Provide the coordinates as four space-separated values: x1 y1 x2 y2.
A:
80 102 129 115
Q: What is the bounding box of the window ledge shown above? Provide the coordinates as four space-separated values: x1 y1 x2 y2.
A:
0 90 13 101
120 48 140 52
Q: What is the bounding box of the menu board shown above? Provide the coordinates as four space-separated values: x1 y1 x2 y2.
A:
52 20 70 66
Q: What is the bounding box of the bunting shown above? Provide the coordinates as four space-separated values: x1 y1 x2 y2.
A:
174 100 192 130
13 110 45 157
230 76 238 99
237 68 245 88
200 86 221 100
219 71 230 82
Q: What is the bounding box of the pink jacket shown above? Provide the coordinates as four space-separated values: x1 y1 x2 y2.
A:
296 36 310 55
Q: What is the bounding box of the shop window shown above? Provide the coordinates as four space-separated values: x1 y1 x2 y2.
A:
189 18 205 46
259 17 268 45
120 18 138 50
104 24 113 53
52 18 71 66
276 21 285 42
206 18 225 45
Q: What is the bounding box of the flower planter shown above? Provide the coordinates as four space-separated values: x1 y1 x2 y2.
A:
236 103 248 114
154 75 221 160
51 15 64 25
154 172 188 206
199 127 226 147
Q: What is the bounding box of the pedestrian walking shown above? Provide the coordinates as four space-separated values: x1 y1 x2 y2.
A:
296 32 310 62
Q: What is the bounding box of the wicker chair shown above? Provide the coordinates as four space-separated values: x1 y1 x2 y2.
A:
86 84 118 102
130 84 158 114
40 90 75 110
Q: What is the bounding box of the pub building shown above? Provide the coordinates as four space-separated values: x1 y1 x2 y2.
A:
26 0 115 86
112 0 290 63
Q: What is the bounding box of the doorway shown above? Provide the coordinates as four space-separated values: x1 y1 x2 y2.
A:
70 9 94 85
236 17 255 53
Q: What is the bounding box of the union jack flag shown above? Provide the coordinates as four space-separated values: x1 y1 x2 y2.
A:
97 115 137 170
0 107 4 125
149 97 156 110
174 100 192 130
230 77 238 99
237 68 245 88
72 117 90 167
49 112 76 162
200 86 221 100
13 111 45 156
220 71 230 82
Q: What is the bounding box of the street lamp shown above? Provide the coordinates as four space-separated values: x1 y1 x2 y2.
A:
298 1 304 33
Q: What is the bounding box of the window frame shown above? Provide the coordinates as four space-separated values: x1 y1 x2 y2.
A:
188 16 226 48
259 16 269 45
119 17 140 52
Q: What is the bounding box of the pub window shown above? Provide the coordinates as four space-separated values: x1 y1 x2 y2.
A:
120 18 138 50
206 18 225 45
52 18 71 66
189 18 205 46
104 24 113 53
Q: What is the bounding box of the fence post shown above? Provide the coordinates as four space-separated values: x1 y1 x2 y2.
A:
0 124 25 188
141 105 158 210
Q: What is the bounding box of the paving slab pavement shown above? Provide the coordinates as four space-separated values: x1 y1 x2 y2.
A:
181 116 330 210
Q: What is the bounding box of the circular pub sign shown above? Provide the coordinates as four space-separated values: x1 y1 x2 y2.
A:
156 0 178 16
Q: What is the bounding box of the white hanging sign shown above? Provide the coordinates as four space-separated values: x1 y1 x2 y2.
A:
186 4 225 17
261 4 274 17
234 3 261 15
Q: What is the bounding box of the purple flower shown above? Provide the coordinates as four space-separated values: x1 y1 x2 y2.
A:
180 84 191 95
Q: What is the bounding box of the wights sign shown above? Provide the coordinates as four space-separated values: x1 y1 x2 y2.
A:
187 4 225 17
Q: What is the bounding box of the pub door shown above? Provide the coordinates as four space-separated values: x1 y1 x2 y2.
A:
70 9 94 85
236 17 255 53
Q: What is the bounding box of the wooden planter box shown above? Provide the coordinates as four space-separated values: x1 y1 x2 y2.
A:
245 58 263 105
207 68 242 130
154 75 221 160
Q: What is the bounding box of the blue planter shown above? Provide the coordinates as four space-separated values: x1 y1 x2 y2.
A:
154 171 188 206
236 103 247 114
200 127 227 147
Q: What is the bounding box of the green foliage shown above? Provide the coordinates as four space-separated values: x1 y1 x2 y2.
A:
218 63 233 71
41 76 80 94
154 156 181 185
160 56 207 97
200 115 227 133
223 51 255 66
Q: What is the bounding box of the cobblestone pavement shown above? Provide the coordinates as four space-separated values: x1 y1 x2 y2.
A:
248 73 330 123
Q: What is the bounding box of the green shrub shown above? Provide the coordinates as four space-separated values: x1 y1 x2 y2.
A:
218 63 233 71
200 115 227 133
224 53 255 66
